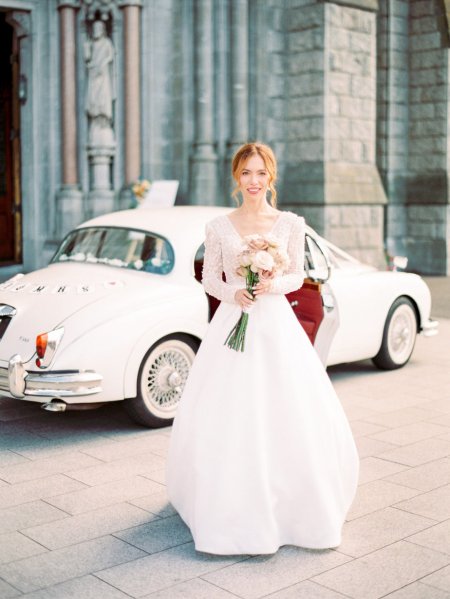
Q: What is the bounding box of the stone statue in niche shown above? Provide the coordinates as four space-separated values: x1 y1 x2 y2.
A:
84 20 115 146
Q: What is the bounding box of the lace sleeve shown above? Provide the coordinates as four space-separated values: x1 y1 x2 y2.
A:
202 222 239 304
270 215 305 295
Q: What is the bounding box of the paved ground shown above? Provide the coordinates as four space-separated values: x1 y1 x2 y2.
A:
0 284 449 598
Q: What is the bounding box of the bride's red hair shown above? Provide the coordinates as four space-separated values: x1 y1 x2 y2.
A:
231 142 278 207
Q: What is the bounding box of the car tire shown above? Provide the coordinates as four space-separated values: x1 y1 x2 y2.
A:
124 334 199 428
372 297 418 370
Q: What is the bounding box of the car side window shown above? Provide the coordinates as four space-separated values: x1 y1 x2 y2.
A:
193 243 205 283
305 235 330 282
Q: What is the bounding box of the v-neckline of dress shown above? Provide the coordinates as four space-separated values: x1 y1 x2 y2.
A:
225 212 284 241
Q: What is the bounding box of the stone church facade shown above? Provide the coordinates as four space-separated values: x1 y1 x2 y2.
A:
0 0 449 280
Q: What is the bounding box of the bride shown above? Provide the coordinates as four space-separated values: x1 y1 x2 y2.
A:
166 142 359 555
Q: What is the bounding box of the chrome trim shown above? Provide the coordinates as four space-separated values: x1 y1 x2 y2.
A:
3 354 102 398
421 318 439 337
0 365 8 392
25 371 102 397
8 354 25 398
0 305 16 317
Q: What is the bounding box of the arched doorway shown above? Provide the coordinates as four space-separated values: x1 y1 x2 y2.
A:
0 12 22 265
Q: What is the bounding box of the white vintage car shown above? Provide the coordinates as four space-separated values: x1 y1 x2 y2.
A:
0 206 438 427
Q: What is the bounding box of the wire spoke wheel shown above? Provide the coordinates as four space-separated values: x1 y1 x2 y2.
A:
125 335 198 427
372 298 417 370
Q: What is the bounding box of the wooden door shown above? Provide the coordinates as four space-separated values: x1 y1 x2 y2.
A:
0 14 21 264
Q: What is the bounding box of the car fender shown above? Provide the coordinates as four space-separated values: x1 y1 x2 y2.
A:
328 270 432 365
51 293 208 402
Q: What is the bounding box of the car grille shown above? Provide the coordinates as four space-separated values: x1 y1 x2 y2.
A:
0 304 16 341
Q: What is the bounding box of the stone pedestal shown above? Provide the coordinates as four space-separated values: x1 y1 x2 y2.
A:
87 144 116 217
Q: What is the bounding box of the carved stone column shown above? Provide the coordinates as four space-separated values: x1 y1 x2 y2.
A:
190 0 218 205
226 0 249 165
57 1 84 237
119 0 142 198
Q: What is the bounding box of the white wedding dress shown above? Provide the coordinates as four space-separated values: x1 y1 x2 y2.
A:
166 211 359 555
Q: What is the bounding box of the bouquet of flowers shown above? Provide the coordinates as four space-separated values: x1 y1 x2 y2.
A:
225 233 290 352
130 179 151 207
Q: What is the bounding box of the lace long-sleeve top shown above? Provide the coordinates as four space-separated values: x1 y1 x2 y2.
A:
202 211 306 304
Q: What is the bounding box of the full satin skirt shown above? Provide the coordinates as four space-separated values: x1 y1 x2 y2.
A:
166 294 359 555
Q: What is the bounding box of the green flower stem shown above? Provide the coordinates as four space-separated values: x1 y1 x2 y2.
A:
224 270 259 352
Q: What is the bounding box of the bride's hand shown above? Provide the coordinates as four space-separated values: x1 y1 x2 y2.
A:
235 288 255 309
253 277 272 296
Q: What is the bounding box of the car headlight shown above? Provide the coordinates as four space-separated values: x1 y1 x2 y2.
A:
35 327 64 369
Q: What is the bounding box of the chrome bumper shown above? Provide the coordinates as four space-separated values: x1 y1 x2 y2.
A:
421 318 439 337
0 354 102 399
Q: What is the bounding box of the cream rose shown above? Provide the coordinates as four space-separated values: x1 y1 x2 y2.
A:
252 250 275 273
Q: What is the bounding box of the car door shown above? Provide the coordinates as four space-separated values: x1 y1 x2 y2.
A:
286 234 339 366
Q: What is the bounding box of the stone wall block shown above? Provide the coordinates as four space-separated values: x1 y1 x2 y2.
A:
267 74 286 98
392 33 409 52
328 117 351 139
288 73 323 96
288 50 324 74
327 95 340 115
286 5 323 32
288 0 321 7
267 118 286 141
410 49 443 70
329 50 371 76
392 0 408 17
410 1 438 18
288 29 323 51
351 75 375 98
328 139 342 161
351 119 374 140
339 96 374 119
341 8 373 34
355 227 382 247
285 140 324 160
408 154 445 171
271 97 285 119
267 29 284 52
409 104 435 121
349 31 371 53
270 7 285 31
434 102 447 118
410 119 444 137
341 139 364 162
409 31 443 51
288 94 323 118
287 116 323 139
270 52 286 75
329 29 350 50
328 72 351 95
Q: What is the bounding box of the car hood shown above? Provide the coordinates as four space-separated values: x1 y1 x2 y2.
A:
0 263 186 362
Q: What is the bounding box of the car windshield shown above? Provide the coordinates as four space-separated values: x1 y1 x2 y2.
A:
52 227 174 275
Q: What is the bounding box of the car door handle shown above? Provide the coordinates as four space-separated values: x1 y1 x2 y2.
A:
322 293 334 311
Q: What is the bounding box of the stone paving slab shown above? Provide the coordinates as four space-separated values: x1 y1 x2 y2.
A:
0 317 448 598
18 575 132 599
311 541 450 599
0 536 146 593
96 542 247 597
21 502 158 550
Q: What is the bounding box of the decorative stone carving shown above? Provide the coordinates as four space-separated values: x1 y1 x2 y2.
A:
84 19 116 145
5 10 31 38
83 0 116 22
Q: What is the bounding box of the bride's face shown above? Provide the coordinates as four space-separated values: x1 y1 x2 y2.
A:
239 155 270 204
